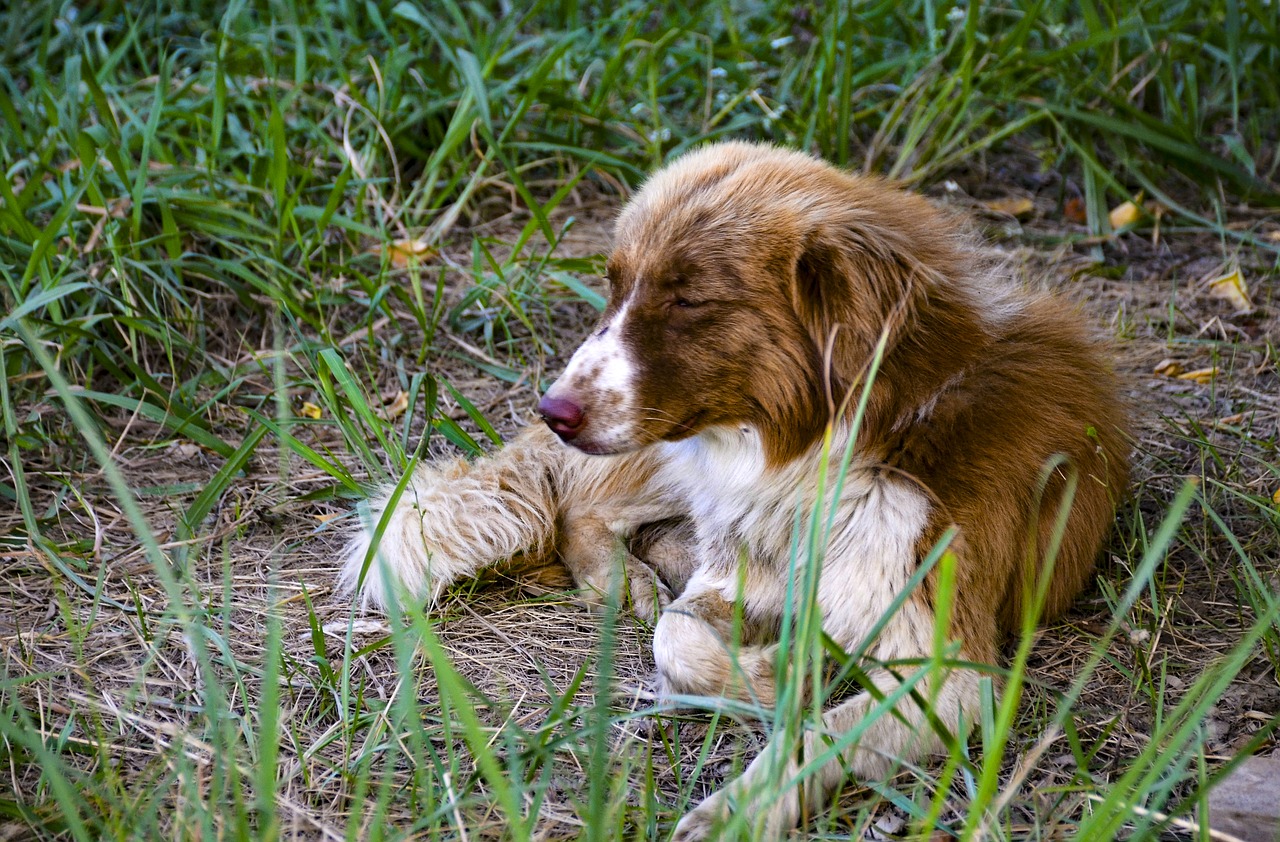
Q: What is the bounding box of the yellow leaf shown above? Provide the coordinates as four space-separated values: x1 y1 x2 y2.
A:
1273 488 1280 507
1109 195 1145 230
383 238 438 267
378 390 409 421
1207 267 1253 313
313 511 341 524
1153 359 1184 377
300 401 322 419
984 197 1034 218
1176 367 1217 385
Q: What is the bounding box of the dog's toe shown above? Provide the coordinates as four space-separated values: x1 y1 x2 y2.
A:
671 815 714 842
671 794 728 842
625 560 674 624
573 554 673 623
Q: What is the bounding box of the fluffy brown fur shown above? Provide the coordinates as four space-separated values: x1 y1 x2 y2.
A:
341 142 1129 839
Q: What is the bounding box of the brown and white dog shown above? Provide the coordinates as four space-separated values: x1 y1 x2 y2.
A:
342 142 1128 839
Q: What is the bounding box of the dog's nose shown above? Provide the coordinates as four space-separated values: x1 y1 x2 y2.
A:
538 395 585 440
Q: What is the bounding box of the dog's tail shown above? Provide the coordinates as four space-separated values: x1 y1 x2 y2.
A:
339 426 562 612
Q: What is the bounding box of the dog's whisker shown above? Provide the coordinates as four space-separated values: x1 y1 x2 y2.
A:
634 406 680 421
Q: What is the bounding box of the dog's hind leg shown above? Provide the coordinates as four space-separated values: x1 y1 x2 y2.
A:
340 425 564 612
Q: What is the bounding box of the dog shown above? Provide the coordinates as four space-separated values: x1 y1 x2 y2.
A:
341 141 1129 839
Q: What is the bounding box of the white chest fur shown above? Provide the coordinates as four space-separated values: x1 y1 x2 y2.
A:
659 426 769 527
658 424 886 546
657 424 933 647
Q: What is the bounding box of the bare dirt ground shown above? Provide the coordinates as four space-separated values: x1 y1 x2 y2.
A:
2 177 1278 837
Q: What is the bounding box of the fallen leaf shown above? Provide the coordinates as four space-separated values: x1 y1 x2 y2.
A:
1153 359 1184 377
984 197 1034 218
1207 266 1253 313
1273 488 1280 508
300 401 322 419
313 511 342 524
1063 196 1088 224
873 811 906 835
1109 194 1145 229
382 238 438 267
1177 367 1217 384
378 390 409 420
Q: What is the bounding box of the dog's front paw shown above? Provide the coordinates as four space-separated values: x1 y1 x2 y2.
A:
575 554 673 623
673 778 795 842
623 555 675 622
671 792 729 842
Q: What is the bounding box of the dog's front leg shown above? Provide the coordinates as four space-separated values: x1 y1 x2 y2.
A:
342 425 564 612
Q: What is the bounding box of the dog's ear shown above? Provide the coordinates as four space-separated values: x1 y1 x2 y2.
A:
791 221 922 380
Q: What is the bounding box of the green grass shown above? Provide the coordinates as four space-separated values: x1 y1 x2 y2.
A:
2 1 1279 840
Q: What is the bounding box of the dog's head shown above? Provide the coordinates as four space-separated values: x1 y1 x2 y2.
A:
539 142 968 465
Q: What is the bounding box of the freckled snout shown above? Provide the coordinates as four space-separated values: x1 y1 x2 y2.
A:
538 295 640 453
538 394 585 441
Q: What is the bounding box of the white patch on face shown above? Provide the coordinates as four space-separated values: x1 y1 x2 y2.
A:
543 291 640 451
